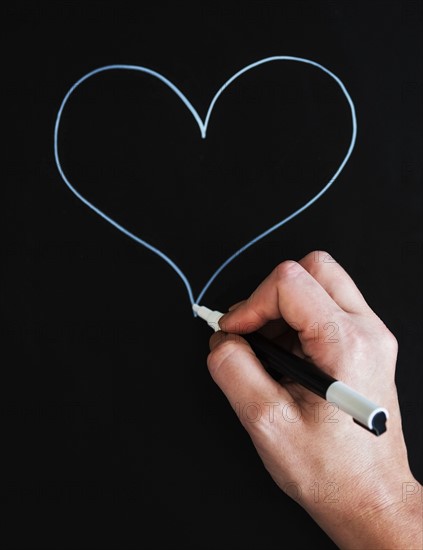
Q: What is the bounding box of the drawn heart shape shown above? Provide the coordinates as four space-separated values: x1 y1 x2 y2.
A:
54 56 357 308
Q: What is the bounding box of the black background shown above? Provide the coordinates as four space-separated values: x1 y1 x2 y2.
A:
3 2 422 549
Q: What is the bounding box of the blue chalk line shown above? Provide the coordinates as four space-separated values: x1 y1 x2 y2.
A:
54 56 357 310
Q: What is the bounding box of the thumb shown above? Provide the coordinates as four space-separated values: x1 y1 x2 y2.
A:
207 331 291 427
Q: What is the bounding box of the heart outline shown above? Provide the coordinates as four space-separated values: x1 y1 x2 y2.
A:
54 56 357 308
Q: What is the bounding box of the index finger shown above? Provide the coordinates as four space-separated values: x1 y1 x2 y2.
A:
219 260 345 335
297 251 373 315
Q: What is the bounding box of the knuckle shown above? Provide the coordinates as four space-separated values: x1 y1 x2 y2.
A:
379 327 398 353
273 260 302 281
313 249 332 260
300 250 332 273
342 319 399 366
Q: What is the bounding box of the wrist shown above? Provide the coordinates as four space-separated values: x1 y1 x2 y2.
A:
305 468 422 549
302 468 423 550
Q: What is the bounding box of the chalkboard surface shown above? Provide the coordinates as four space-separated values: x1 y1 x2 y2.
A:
3 2 422 549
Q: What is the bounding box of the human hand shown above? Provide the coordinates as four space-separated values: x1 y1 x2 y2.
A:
207 251 422 549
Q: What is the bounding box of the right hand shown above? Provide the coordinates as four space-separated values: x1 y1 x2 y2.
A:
207 251 422 549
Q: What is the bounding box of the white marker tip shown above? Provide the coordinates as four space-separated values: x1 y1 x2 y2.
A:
192 304 224 331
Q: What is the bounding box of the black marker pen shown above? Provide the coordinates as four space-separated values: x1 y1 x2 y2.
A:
193 304 388 436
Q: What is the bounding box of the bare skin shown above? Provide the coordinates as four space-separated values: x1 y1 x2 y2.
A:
208 251 422 549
